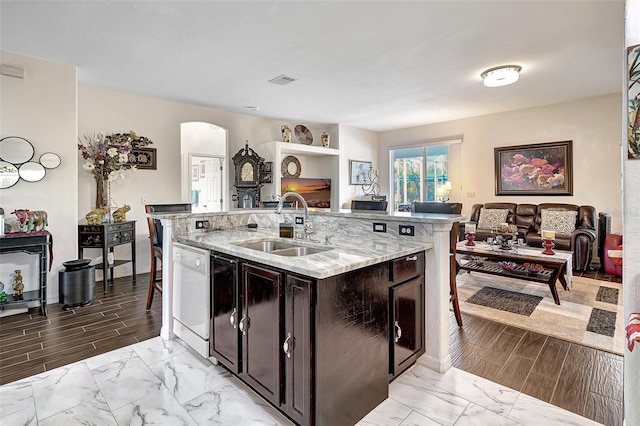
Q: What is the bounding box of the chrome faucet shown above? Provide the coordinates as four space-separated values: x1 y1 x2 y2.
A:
275 191 316 239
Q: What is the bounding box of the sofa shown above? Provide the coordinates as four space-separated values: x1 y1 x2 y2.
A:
461 202 597 271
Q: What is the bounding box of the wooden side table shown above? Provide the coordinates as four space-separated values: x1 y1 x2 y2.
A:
78 220 136 293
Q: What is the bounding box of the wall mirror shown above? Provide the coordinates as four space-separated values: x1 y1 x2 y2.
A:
0 136 60 188
40 152 61 169
0 161 20 188
0 136 35 164
19 162 46 182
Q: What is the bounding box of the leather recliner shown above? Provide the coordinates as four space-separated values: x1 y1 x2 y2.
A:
461 202 597 271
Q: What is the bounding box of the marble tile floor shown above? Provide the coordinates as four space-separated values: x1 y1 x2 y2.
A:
0 336 602 426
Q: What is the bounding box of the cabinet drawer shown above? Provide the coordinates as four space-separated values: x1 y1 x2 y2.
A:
390 251 424 284
107 230 133 246
107 222 134 232
79 232 102 247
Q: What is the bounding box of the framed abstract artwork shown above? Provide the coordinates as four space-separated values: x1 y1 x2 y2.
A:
349 160 372 185
494 140 573 196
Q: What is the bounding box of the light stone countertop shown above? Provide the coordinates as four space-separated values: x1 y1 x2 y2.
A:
176 228 432 279
151 208 464 225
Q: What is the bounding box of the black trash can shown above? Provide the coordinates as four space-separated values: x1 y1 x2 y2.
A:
59 259 95 311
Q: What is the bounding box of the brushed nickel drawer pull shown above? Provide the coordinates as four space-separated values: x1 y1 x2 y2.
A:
229 308 237 329
283 332 293 358
394 320 402 343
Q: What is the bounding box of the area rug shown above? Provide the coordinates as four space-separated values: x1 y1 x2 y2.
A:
455 271 624 355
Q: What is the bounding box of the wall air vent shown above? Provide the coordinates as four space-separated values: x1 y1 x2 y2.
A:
268 74 297 85
0 65 24 79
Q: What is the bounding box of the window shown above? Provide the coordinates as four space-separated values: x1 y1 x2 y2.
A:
391 144 450 211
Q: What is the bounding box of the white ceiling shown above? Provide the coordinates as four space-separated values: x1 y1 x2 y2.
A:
0 1 625 132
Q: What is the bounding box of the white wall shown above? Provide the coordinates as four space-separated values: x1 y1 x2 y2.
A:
624 1 639 425
338 124 380 207
78 86 369 276
379 94 623 232
1 52 78 303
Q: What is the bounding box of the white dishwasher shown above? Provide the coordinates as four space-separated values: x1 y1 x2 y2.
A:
172 243 210 358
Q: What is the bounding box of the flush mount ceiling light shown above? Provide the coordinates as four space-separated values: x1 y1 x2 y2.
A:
480 65 522 87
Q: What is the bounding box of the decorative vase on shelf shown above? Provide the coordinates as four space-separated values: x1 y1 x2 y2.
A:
96 179 110 210
281 126 291 143
321 132 330 147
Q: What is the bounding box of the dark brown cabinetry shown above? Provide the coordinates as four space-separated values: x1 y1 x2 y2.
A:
209 250 424 426
283 275 313 425
210 254 240 374
211 255 312 422
241 263 283 406
389 252 426 379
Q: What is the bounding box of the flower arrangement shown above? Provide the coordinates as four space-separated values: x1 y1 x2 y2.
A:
78 131 153 208
78 131 152 182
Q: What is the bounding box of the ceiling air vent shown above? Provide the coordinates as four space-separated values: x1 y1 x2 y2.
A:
268 74 296 86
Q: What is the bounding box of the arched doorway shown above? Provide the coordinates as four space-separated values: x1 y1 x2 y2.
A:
180 122 228 212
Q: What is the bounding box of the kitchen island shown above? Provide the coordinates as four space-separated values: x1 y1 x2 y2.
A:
149 208 463 425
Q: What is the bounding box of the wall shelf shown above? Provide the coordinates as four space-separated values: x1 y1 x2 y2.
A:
279 142 339 157
256 141 340 208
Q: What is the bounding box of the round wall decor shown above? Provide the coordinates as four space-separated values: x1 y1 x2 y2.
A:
294 125 313 145
281 155 301 178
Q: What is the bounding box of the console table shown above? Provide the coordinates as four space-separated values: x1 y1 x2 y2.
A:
78 220 136 293
0 231 52 316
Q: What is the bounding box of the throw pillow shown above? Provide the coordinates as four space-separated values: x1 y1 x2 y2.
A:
540 209 577 236
477 208 509 230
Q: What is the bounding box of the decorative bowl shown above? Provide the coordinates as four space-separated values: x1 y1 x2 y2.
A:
498 261 517 271
63 259 92 270
471 256 487 266
523 262 543 275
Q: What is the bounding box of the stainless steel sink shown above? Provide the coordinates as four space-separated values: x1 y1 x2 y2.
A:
234 240 296 252
233 239 332 256
268 246 331 257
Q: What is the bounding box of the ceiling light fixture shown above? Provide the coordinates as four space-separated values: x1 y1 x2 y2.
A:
480 65 522 87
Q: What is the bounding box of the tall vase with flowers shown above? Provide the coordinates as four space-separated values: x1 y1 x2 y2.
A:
78 131 153 210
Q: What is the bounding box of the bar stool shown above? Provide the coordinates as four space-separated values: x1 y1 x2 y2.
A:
411 202 464 327
144 203 191 310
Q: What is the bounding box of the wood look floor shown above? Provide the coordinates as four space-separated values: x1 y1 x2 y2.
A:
0 273 162 386
0 270 624 426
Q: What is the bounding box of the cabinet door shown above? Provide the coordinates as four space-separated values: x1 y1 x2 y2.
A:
283 275 313 425
211 254 240 374
242 264 283 406
390 276 425 378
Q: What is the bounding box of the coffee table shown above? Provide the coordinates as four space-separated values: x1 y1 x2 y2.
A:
455 241 573 305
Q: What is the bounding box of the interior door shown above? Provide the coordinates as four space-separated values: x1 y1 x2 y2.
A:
191 155 223 213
